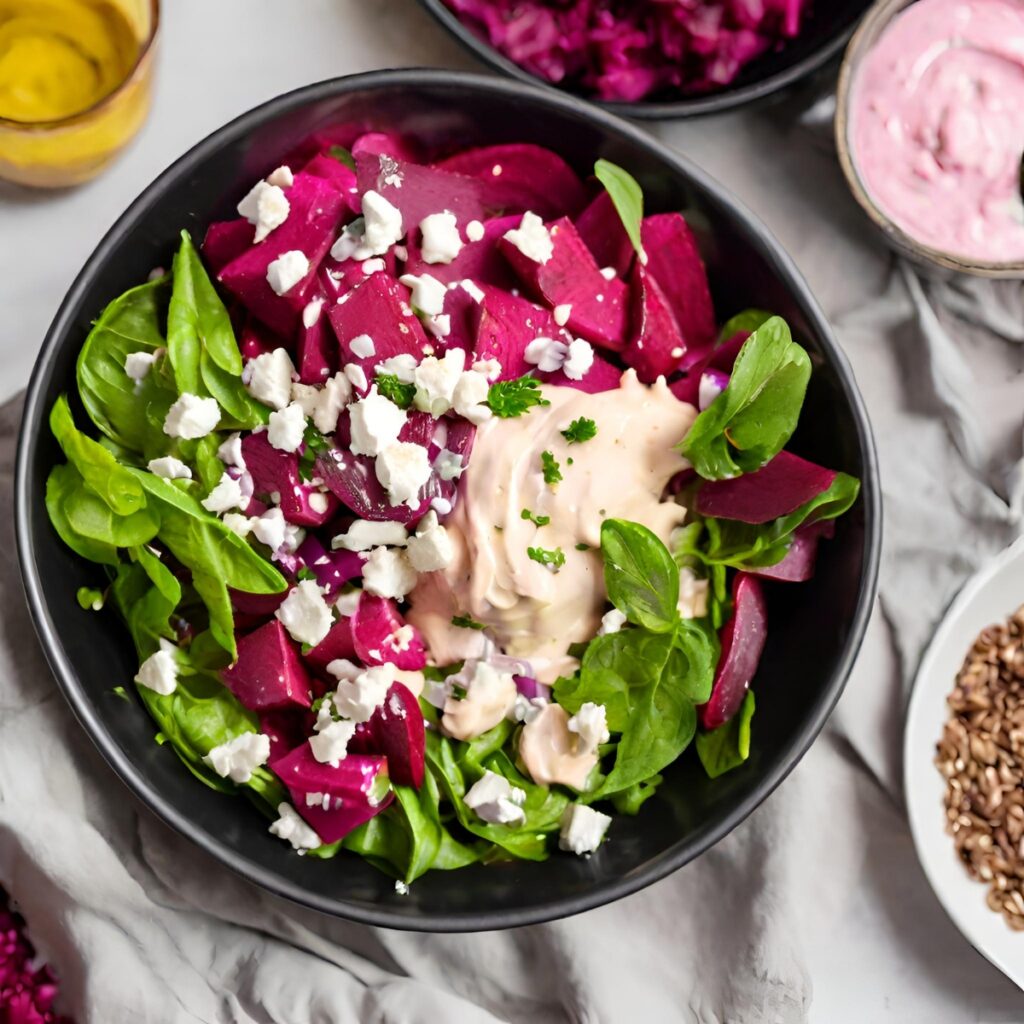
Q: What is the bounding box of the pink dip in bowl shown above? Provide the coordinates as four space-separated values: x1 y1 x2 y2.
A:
849 0 1024 263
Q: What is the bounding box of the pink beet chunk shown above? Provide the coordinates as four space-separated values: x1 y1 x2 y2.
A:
700 573 767 730
641 214 716 368
748 520 836 583
218 172 348 337
222 619 313 711
404 213 520 288
435 143 587 219
575 190 634 276
295 290 337 384
538 352 624 393
353 593 428 671
696 451 838 525
303 618 358 675
301 153 360 213
349 683 425 788
473 285 570 380
273 745 393 843
351 131 421 163
240 432 339 528
624 263 687 382
260 709 306 766
237 316 278 362
498 216 628 350
202 219 255 275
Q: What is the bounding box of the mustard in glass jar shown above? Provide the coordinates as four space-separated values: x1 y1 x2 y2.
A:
0 0 158 187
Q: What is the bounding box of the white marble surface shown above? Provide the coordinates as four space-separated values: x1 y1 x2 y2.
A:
0 2 1017 1021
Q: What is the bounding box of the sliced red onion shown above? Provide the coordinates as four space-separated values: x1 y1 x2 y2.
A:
295 534 364 597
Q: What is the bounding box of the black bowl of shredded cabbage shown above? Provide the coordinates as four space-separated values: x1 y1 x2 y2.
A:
420 0 874 117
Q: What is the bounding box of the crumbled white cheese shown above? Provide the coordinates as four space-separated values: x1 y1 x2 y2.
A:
465 219 485 243
426 313 451 339
332 520 409 551
124 350 156 381
333 665 393 723
375 441 432 508
330 219 364 262
237 181 290 243
451 370 492 424
290 382 320 419
405 510 453 572
163 393 221 439
251 507 303 554
362 546 418 600
147 456 191 480
222 512 253 538
600 266 617 281
267 402 307 453
269 802 321 852
134 638 179 695
203 731 270 784
678 567 709 619
311 372 352 435
597 608 628 636
309 718 357 767
503 211 553 264
464 770 526 826
524 336 568 373
243 348 296 410
325 659 362 683
413 348 466 416
375 353 417 383
553 304 572 327
266 250 309 295
471 357 502 381
460 279 486 305
275 579 333 647
302 297 324 329
567 702 610 756
559 804 611 855
510 694 548 725
431 496 452 516
344 363 368 393
360 190 404 256
419 211 463 264
348 386 408 456
349 333 376 359
201 472 248 514
217 432 245 469
399 272 447 317
308 492 329 515
434 449 464 481
266 165 294 189
562 339 595 381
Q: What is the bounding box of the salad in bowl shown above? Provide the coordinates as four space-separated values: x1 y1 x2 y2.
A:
44 128 859 884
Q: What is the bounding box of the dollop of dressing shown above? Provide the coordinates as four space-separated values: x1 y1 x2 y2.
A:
407 370 695 683
850 0 1024 262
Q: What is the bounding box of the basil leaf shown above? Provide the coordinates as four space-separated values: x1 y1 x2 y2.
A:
611 774 662 815
199 348 268 430
76 278 176 455
717 308 773 342
594 158 644 259
45 465 119 566
61 469 159 547
131 544 182 606
680 317 811 481
600 519 678 633
696 690 756 779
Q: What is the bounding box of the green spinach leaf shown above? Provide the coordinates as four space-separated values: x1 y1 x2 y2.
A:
600 519 678 633
594 159 644 259
696 690 756 779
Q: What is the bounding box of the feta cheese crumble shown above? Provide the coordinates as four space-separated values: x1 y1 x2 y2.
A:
559 804 611 856
266 250 309 295
147 456 192 480
553 304 572 327
597 608 627 636
124 350 156 381
266 165 294 188
203 731 270 784
413 348 466 416
451 370 492 424
434 448 464 481
678 567 709 619
503 211 553 264
344 363 369 393
419 211 463 264
267 401 307 453
243 348 296 410
464 770 526 826
349 386 408 456
524 336 568 373
375 441 432 507
302 297 324 329
465 219 485 243
269 802 321 852
349 333 376 359
405 510 453 572
275 579 333 647
217 432 245 469
333 665 394 723
237 180 290 243
134 638 179 695
362 546 418 601
567 702 610 756
250 507 304 554
163 393 220 439
562 339 595 381
332 520 408 551
399 272 447 317
375 353 417 383
201 472 248 514
359 190 404 256
309 718 357 767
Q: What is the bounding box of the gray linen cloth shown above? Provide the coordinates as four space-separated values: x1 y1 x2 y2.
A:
4 94 1024 1024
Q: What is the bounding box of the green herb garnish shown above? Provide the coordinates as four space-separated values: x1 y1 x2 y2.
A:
451 614 487 631
450 684 469 701
541 451 561 485
375 373 416 409
521 508 551 527
487 375 550 418
77 586 105 611
560 417 597 444
328 145 356 169
527 546 565 571
575 543 590 551
296 567 317 582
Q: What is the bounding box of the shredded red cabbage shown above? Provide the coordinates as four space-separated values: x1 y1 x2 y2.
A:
442 0 811 101
0 889 71 1024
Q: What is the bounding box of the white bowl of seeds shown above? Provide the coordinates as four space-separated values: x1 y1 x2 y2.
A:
906 536 1024 990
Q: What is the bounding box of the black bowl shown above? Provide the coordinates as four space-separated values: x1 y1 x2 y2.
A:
418 0 874 118
15 70 880 931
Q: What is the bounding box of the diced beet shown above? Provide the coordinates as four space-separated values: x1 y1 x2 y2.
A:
238 316 279 362
435 143 587 220
404 213 520 288
222 619 313 711
498 217 628 350
349 683 425 788
240 432 339 528
303 618 358 675
294 290 336 384
218 172 347 336
575 190 633 276
230 586 290 620
202 220 254 275
670 332 749 406
352 593 428 670
260 709 306 766
623 264 687 382
748 520 836 583
317 247 400 303
295 534 363 599
355 151 487 233
473 285 570 380
441 285 478 353
327 272 430 374
273 746 393 844
538 352 623 393
641 214 716 368
351 131 421 163
301 152 360 210
695 452 838 525
700 574 767 730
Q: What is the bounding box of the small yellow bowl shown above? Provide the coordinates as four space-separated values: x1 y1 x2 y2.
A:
0 0 159 188
835 0 1024 279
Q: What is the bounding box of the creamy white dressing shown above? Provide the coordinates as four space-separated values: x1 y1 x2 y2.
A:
407 370 696 683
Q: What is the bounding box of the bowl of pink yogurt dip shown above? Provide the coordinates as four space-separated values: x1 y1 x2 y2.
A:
836 0 1024 276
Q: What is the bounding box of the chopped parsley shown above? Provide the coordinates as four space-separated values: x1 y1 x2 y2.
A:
527 546 566 571
575 542 591 551
76 586 105 611
375 373 416 409
521 508 551 527
541 450 562 485
487 375 550 418
296 567 317 582
451 614 487 631
328 145 356 169
111 685 130 702
560 417 597 444
451 683 469 700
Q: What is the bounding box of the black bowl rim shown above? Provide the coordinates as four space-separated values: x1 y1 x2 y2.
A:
416 0 868 119
15 68 881 932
